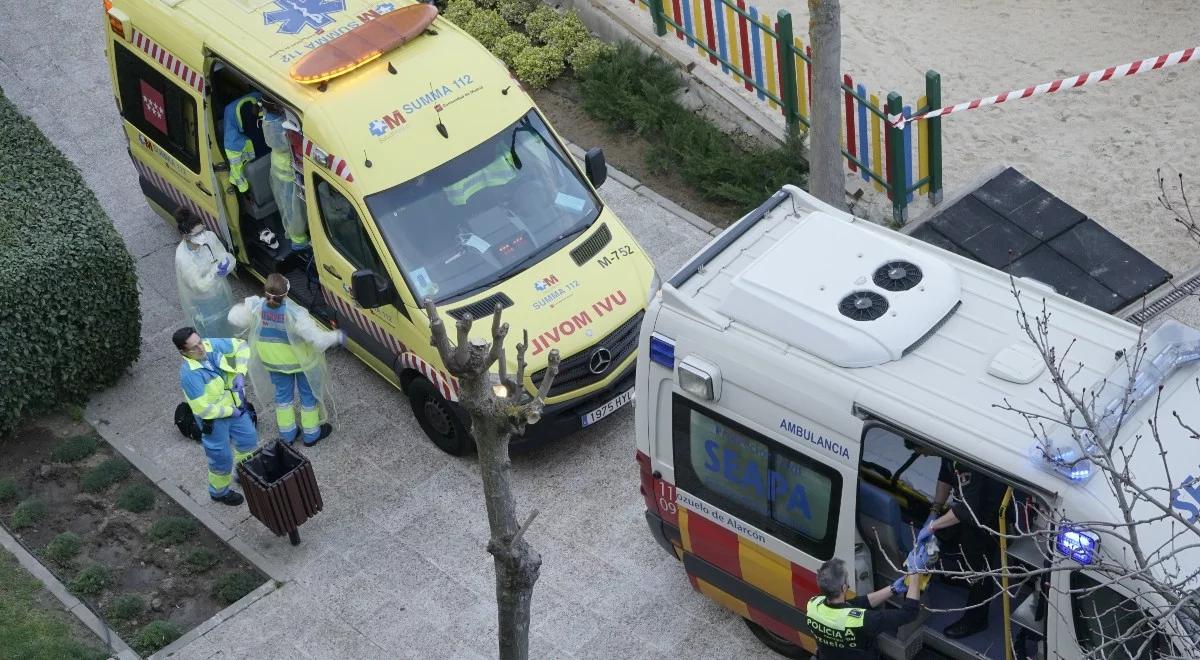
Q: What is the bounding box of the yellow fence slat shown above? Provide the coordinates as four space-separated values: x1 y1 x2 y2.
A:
793 37 807 121
761 16 777 109
692 0 706 59
725 4 740 85
869 91 883 192
917 93 929 194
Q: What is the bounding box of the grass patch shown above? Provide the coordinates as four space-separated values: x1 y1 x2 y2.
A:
79 458 130 493
106 595 145 622
49 434 100 463
68 564 109 597
212 571 260 605
148 517 196 546
183 548 220 574
115 483 155 513
11 497 46 530
0 549 108 660
578 42 807 212
131 620 182 655
0 477 18 503
44 532 83 565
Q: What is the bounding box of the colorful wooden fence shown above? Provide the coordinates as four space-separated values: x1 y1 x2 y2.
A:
637 0 943 222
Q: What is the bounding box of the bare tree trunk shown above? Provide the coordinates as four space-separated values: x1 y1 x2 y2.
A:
808 0 846 211
424 301 560 660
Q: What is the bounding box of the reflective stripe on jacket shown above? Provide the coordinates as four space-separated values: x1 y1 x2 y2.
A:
180 338 250 420
222 92 262 193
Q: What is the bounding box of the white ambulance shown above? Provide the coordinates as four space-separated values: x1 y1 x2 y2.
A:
635 186 1200 658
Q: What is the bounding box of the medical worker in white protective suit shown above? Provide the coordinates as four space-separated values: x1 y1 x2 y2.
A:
175 208 236 338
228 273 344 446
261 104 309 248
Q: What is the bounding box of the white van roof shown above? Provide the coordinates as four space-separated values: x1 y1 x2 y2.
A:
658 186 1200 583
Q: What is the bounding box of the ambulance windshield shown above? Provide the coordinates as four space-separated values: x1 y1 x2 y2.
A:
366 110 601 304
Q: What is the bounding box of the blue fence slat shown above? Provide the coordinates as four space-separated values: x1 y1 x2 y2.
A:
714 0 729 74
903 105 913 203
681 0 695 47
749 6 765 101
857 83 869 182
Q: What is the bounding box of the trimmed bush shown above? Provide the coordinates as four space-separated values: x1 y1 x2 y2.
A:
183 548 220 574
115 483 155 513
51 434 101 463
148 516 196 546
11 497 46 530
45 532 83 564
442 0 477 25
567 38 616 75
212 571 261 605
494 32 532 67
462 9 512 50
107 594 145 622
542 11 589 54
80 458 131 493
523 6 560 43
69 564 109 596
131 620 182 655
0 91 140 439
495 0 537 24
0 477 17 503
513 46 567 89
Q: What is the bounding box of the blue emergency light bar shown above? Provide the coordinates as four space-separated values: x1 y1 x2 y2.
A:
649 334 675 368
1056 525 1099 565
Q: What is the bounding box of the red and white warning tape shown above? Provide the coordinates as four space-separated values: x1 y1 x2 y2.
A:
301 136 355 184
891 45 1198 128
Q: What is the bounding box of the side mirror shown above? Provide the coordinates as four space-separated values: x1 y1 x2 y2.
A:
351 269 391 309
584 147 607 188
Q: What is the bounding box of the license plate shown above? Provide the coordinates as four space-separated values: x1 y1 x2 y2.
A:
581 388 635 427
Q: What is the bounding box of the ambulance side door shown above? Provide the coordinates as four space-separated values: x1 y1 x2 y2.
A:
307 173 409 370
109 37 219 237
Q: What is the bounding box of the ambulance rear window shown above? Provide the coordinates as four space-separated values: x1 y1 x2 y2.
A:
672 394 841 559
113 42 200 173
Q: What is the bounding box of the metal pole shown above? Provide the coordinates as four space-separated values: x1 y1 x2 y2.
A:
648 0 668 36
776 10 800 135
886 92 907 225
925 70 943 204
999 487 1014 660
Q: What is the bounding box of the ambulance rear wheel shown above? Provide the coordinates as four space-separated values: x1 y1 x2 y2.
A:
743 619 812 659
408 377 475 456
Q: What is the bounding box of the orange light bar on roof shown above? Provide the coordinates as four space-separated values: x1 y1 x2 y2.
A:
289 4 439 84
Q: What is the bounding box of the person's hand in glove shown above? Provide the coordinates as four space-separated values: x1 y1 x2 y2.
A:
916 515 937 544
216 257 232 278
233 374 245 393
337 330 347 346
891 575 908 595
908 542 931 573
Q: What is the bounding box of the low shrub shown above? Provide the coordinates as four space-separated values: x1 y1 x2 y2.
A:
494 32 532 67
45 532 83 564
567 38 616 76
50 434 100 463
148 517 196 546
212 571 261 605
11 497 46 530
513 45 567 89
495 0 537 24
115 483 155 513
0 477 17 503
542 11 589 54
131 620 182 655
463 9 512 50
107 594 145 621
69 564 109 596
442 0 476 25
183 548 220 574
79 458 130 493
523 6 560 43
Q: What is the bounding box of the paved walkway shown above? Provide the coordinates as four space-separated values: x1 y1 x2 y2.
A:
0 2 776 658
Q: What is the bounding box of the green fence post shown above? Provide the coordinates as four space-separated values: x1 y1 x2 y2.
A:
648 0 668 36
776 10 800 135
886 92 908 225
925 70 942 205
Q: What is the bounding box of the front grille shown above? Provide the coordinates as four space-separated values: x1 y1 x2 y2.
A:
447 292 514 320
533 311 644 397
569 223 612 265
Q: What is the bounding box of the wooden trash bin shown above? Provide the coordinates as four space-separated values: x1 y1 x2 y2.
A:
236 440 322 545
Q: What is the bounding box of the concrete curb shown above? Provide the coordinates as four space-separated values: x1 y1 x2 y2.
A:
96 432 290 584
563 139 723 237
150 580 279 659
0 523 137 659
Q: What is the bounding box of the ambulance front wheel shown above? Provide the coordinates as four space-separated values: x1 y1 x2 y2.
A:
408 378 475 456
743 619 812 659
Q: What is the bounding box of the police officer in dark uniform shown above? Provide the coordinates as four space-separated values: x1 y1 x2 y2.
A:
806 559 924 658
919 457 1008 639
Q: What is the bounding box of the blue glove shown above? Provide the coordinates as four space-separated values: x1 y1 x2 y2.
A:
908 542 930 572
916 516 936 544
891 576 908 594
216 257 231 277
233 375 245 393
231 406 243 418
337 330 347 346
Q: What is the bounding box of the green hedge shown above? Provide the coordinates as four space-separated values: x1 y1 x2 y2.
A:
0 89 140 438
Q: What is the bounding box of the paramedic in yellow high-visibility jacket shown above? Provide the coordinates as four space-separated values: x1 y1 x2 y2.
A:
174 327 258 506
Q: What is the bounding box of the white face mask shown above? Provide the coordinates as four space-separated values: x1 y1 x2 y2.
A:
186 230 205 245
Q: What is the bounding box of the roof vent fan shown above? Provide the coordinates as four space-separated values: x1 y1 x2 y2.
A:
838 291 889 322
873 260 923 292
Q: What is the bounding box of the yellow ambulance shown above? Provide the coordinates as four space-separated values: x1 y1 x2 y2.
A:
102 0 656 454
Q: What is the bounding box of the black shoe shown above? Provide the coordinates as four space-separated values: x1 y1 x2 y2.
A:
303 423 333 447
211 490 244 506
943 617 987 639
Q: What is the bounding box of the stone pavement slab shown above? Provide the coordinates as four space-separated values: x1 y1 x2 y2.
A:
0 1 770 657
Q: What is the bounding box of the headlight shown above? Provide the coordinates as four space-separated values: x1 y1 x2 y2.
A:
648 270 662 301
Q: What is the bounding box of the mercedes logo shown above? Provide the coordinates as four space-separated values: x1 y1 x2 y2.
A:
588 347 612 375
